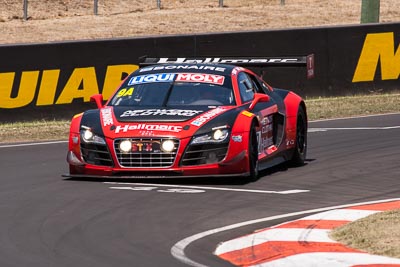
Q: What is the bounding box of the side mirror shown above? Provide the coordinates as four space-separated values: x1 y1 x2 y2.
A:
248 93 270 111
90 94 104 109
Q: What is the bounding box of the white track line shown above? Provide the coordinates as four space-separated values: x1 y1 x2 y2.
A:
309 126 400 132
309 112 400 123
105 182 309 195
0 140 68 148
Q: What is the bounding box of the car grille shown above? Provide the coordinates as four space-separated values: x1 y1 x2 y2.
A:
81 143 113 167
114 138 179 168
181 143 228 166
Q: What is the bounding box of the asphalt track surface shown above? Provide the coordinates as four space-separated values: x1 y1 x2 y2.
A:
0 113 399 267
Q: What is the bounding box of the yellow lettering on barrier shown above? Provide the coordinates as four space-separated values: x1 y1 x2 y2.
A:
102 64 138 100
37 69 60 106
0 72 15 108
353 32 400 82
0 64 138 109
0 71 39 109
56 67 99 104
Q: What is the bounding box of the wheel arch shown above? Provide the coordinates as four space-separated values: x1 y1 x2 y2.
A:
231 110 260 134
229 110 260 158
299 100 308 124
283 92 307 149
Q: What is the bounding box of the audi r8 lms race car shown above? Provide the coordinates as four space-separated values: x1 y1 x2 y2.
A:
66 56 312 180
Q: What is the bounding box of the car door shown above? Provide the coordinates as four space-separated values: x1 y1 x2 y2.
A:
237 71 284 157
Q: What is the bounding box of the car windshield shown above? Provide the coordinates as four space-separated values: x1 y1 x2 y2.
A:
108 73 235 107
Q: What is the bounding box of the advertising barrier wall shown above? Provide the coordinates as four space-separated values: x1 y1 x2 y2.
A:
0 22 399 122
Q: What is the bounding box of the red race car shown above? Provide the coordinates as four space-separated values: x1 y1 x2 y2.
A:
66 56 312 180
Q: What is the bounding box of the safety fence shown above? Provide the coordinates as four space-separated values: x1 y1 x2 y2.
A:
0 0 287 21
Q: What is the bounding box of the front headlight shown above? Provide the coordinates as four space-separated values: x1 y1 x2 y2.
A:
161 139 175 152
191 128 230 145
119 140 132 153
80 127 106 145
82 129 94 141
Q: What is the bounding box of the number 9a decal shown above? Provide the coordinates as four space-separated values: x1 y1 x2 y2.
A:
117 87 134 97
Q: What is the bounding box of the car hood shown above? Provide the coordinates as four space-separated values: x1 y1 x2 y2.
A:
89 105 242 139
112 106 208 122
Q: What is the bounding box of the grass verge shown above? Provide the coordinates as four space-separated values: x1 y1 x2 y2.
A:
330 209 400 258
0 119 70 143
305 93 400 120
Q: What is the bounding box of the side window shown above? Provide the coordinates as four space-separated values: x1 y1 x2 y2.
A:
256 76 272 95
248 75 264 93
237 72 255 103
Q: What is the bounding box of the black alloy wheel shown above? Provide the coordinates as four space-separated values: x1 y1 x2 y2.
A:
290 105 307 166
247 120 259 181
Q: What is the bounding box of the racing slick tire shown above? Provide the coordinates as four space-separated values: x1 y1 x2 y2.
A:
247 120 259 181
290 105 307 166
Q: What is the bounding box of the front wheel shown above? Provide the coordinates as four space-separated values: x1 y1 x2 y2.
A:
290 105 307 166
247 120 259 181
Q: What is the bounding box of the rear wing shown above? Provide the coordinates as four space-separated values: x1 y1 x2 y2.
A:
140 55 315 79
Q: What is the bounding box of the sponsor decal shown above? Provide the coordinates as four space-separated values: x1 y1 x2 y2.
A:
232 67 244 76
257 133 274 154
130 140 161 152
139 130 155 137
191 107 227 127
232 135 243 142
100 107 114 127
147 57 302 65
139 65 226 73
262 124 273 134
261 115 273 134
286 139 295 146
260 116 271 125
0 64 138 109
120 109 203 117
115 124 182 133
128 73 175 85
72 136 79 144
127 73 225 86
175 73 225 85
353 32 400 82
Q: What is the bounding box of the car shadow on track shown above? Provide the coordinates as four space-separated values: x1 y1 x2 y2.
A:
64 159 314 186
